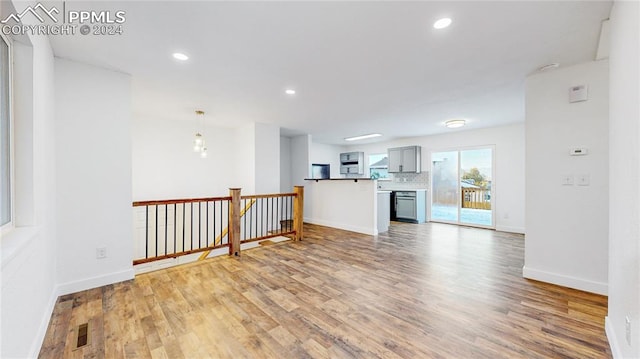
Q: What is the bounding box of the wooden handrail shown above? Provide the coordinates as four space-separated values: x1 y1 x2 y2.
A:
133 196 231 207
132 193 297 207
241 192 296 200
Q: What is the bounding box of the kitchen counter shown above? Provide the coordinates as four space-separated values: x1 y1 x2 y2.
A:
305 178 372 181
382 188 428 191
304 178 379 235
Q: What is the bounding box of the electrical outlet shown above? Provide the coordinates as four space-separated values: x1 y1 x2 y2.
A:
626 316 631 345
96 247 107 259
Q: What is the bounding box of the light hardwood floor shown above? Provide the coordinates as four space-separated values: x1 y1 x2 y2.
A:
39 222 611 358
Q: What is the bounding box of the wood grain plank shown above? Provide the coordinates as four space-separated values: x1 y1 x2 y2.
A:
38 222 612 359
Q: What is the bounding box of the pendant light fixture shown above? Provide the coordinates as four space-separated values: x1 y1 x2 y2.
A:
193 110 207 158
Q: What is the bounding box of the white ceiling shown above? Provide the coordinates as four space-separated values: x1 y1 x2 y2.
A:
48 1 612 144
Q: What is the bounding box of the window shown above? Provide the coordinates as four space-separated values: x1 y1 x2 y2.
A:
1 34 11 228
369 153 389 179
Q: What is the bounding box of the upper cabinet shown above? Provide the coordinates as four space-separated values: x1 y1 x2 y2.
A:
388 146 421 173
339 151 364 174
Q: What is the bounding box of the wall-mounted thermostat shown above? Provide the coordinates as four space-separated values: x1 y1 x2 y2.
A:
570 148 589 156
569 85 588 103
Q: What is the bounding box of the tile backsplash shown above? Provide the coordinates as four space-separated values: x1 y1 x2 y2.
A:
379 171 430 189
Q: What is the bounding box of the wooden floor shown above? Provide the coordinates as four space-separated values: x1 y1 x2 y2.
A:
39 222 611 359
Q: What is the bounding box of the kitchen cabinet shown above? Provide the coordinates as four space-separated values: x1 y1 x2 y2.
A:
388 146 421 173
339 151 364 175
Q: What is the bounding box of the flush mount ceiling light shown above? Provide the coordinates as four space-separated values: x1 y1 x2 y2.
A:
538 63 560 71
285 89 296 95
433 17 452 29
445 119 466 128
173 52 189 61
345 133 382 141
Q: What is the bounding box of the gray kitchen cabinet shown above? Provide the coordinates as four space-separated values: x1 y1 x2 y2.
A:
388 146 421 173
339 151 364 174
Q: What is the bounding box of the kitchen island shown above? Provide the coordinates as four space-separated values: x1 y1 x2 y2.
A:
304 178 387 235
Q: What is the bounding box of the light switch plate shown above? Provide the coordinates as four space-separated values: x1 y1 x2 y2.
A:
576 174 590 186
561 175 574 186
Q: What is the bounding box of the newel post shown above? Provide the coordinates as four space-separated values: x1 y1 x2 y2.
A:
293 186 304 241
229 188 242 256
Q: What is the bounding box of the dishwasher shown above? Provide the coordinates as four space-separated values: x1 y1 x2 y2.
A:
395 191 418 222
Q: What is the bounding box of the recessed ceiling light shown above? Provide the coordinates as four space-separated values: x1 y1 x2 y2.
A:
445 119 466 128
433 17 452 29
345 133 382 141
538 63 560 71
285 89 296 95
172 52 189 61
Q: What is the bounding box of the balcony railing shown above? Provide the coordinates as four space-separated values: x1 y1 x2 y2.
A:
132 186 304 265
461 187 491 210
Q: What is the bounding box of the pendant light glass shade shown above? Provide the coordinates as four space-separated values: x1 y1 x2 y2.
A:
192 110 207 158
193 133 203 152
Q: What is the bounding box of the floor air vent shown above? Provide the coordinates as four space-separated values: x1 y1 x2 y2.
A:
72 322 91 350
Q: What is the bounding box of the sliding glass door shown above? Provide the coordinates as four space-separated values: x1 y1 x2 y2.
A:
431 147 494 228
431 151 459 222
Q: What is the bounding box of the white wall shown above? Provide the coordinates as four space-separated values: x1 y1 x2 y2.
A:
290 134 311 215
310 142 347 178
0 24 58 358
346 124 526 233
55 59 134 294
524 60 609 295
234 122 256 194
606 1 640 357
290 134 311 186
254 122 280 194
280 136 292 192
132 117 236 200
228 122 281 195
133 120 280 198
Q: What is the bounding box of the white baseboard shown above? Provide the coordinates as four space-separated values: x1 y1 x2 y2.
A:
605 316 624 359
495 225 525 234
522 266 608 295
28 286 60 358
56 268 135 296
304 217 377 236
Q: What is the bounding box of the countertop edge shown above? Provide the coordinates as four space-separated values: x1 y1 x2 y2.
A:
304 178 374 181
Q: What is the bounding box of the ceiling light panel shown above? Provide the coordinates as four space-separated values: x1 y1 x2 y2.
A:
445 119 466 128
345 133 382 141
433 17 452 29
172 52 189 61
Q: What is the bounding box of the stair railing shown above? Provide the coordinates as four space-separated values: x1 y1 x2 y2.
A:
132 186 303 265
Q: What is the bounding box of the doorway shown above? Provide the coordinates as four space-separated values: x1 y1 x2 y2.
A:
430 147 494 228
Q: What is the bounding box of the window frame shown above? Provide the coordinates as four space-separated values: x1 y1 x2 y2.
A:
1 31 14 233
